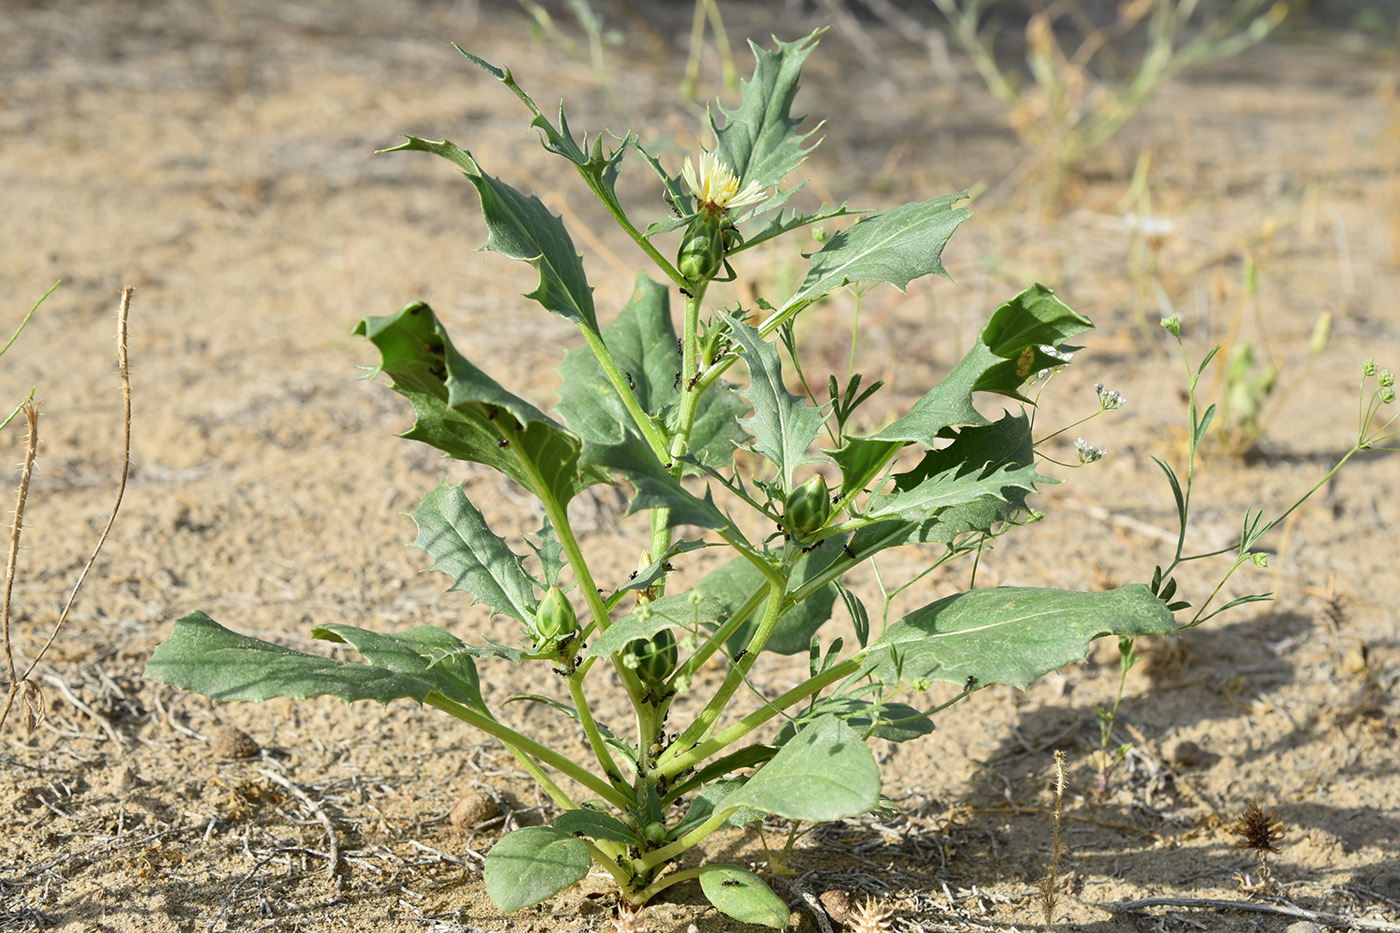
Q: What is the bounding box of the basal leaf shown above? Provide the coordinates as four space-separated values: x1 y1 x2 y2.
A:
699 865 790 929
860 585 1178 690
724 715 880 823
483 826 592 912
145 612 479 709
782 192 970 316
409 481 538 624
712 29 824 193
385 137 597 332
720 312 825 487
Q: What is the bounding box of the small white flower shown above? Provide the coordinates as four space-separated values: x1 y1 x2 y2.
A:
1094 382 1125 411
682 150 767 217
1075 437 1106 464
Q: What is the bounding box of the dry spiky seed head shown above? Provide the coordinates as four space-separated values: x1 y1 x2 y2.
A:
847 896 892 933
1232 800 1285 857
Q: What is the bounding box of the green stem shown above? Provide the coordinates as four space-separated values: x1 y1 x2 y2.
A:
566 671 627 790
633 805 735 874
425 694 631 810
579 324 670 461
658 655 863 781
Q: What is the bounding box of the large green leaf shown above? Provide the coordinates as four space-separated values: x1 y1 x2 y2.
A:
145 613 486 711
356 302 602 504
557 274 746 472
699 865 790 929
724 715 879 822
781 192 970 316
409 481 538 625
483 826 592 912
720 312 825 487
860 586 1178 690
553 808 638 845
869 284 1092 443
384 137 597 332
712 29 823 194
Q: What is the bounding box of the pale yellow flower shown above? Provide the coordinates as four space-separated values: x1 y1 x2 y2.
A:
681 150 767 217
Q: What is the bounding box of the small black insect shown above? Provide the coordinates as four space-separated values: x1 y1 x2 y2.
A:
673 370 682 389
485 404 498 421
662 562 675 572
843 544 857 559
626 371 636 390
964 675 978 692
629 570 639 581
497 438 510 449
686 372 701 390
676 337 684 356
734 648 748 663
721 879 743 887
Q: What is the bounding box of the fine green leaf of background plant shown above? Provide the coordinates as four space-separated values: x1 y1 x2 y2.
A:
409 481 539 625
710 29 823 194
384 137 598 332
721 312 825 487
724 715 880 822
145 612 482 708
860 586 1178 690
483 826 593 912
780 193 971 316
698 864 791 929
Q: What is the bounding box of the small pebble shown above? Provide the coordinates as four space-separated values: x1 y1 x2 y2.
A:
448 790 500 828
1170 739 1204 767
209 725 259 759
1369 869 1400 900
1285 922 1324 933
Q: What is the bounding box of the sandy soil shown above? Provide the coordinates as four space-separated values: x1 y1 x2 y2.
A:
2 2 1399 931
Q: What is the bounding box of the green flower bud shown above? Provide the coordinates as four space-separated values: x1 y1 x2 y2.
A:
534 586 577 645
677 213 725 283
627 628 678 686
642 821 668 845
784 473 831 537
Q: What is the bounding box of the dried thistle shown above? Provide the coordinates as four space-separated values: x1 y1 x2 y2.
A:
846 896 892 933
1232 800 1284 859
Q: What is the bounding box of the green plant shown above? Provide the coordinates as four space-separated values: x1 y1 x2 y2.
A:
1089 318 1396 800
146 33 1201 925
933 0 1286 205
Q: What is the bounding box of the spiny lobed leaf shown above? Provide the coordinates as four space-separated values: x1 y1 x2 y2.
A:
782 192 971 316
712 29 824 194
384 137 597 332
860 585 1178 690
409 481 538 624
720 312 825 488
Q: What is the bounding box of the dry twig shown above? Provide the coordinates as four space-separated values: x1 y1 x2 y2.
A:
2 285 134 732
1111 895 1400 931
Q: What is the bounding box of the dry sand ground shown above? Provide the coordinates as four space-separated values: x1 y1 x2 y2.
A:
2 2 1399 931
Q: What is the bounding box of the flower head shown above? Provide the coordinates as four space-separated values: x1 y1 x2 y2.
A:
1075 437 1106 464
682 150 767 218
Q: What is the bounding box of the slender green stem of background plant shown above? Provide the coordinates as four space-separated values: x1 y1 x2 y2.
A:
1 281 59 359
424 692 631 811
658 654 863 781
680 0 736 99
